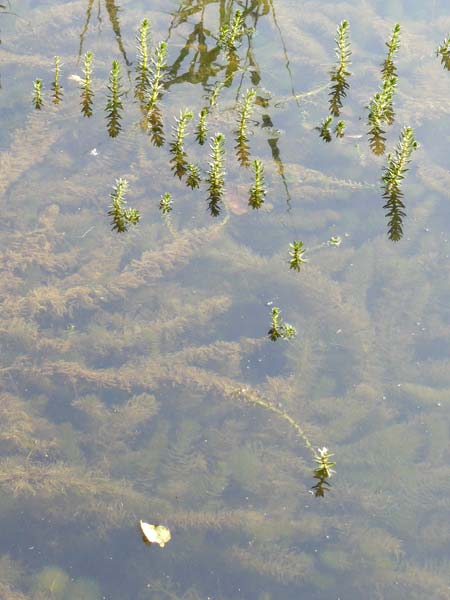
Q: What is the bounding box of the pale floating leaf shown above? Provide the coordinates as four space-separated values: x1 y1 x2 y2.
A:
140 520 171 547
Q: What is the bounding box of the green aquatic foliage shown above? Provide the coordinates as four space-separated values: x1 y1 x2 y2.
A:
32 78 43 110
196 82 224 145
195 107 209 145
317 115 333 142
51 55 63 105
289 240 307 272
328 20 351 117
186 163 201 189
312 447 336 497
236 387 334 495
145 40 167 146
248 159 266 209
170 109 193 180
382 23 401 80
80 51 94 117
218 9 245 54
235 88 257 166
381 126 418 241
107 178 140 233
435 35 450 70
135 18 151 103
334 119 345 138
159 192 173 214
268 307 296 341
367 76 397 155
206 132 225 216
105 59 124 138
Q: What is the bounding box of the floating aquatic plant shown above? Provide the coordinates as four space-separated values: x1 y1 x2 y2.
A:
334 120 345 138
206 132 225 217
248 159 266 209
235 388 335 496
186 163 201 189
196 107 209 145
381 23 401 80
317 116 333 142
51 55 63 104
135 18 151 103
145 40 168 146
195 82 224 145
268 307 296 341
80 50 94 117
328 20 351 117
312 447 336 497
436 35 450 70
107 178 140 233
381 126 418 241
159 192 172 214
32 78 43 109
289 241 307 272
367 76 397 155
105 59 124 138
235 88 256 166
170 109 193 180
218 9 245 54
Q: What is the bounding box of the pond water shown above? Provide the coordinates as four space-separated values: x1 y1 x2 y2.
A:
1 0 450 598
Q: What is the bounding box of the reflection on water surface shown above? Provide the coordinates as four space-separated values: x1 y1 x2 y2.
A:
0 0 450 598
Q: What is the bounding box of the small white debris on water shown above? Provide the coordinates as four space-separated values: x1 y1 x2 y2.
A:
90 148 99 156
68 74 83 84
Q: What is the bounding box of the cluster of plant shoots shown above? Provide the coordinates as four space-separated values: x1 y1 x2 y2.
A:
316 20 419 240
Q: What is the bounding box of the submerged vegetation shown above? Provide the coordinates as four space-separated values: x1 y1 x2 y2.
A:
1 0 450 599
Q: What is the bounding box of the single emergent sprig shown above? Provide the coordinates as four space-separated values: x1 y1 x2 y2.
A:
235 88 256 166
218 9 246 54
80 51 94 117
289 241 307 272
135 18 151 103
108 178 140 233
382 23 401 80
159 192 172 215
196 82 224 145
329 20 351 117
312 447 336 497
145 40 168 146
367 75 397 155
268 307 296 341
51 56 63 104
186 163 201 189
381 126 418 242
248 159 266 209
105 59 124 138
32 79 44 110
206 133 226 217
316 116 333 142
170 109 193 179
436 36 450 71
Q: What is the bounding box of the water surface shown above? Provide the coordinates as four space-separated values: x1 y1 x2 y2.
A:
1 1 450 598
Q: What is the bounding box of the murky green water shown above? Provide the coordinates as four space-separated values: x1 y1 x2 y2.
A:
1 1 450 598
